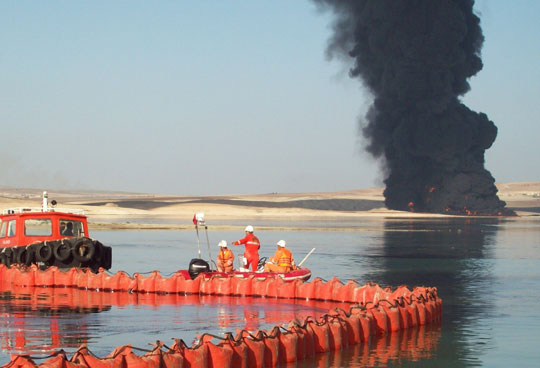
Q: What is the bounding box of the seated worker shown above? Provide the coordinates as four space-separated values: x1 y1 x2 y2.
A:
264 240 296 273
62 222 74 236
216 240 235 273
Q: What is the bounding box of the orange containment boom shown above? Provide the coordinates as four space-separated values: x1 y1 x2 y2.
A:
0 264 442 368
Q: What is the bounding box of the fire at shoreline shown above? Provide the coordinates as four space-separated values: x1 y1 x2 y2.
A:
403 185 516 216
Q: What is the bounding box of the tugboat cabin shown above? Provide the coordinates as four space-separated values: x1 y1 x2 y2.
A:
0 210 89 248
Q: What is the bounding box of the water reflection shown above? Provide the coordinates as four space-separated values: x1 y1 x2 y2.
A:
1 285 442 368
0 290 107 356
0 286 338 360
362 218 501 367
0 282 443 367
296 325 441 368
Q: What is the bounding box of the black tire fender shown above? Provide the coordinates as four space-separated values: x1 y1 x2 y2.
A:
16 246 34 266
3 248 14 266
72 238 95 262
0 252 9 266
101 245 112 270
35 242 54 263
54 240 73 262
25 246 35 266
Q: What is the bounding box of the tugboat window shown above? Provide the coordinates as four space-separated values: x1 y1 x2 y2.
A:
24 219 52 236
7 220 16 237
0 221 6 237
60 219 83 236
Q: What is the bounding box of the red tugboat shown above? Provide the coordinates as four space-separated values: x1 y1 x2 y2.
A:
0 191 111 271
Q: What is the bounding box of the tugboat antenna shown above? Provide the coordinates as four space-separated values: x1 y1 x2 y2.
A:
42 191 48 212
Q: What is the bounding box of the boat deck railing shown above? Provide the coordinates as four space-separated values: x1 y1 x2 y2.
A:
2 207 85 215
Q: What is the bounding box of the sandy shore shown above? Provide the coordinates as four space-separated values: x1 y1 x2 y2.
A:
0 182 538 230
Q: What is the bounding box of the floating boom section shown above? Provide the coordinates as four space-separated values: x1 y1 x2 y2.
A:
1 264 442 368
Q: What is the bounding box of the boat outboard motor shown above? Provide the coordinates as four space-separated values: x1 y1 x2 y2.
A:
188 258 210 279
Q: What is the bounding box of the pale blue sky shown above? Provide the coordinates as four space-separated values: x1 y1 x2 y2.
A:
1 0 538 195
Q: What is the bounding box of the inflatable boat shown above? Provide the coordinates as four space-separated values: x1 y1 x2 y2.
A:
187 213 313 282
180 260 312 282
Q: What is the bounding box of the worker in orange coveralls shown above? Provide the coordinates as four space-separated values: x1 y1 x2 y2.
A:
216 240 234 273
264 240 296 273
232 225 260 272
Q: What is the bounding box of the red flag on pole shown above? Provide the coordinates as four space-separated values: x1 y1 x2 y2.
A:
192 214 197 225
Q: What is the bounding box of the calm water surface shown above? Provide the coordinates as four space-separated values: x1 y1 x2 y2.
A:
1 218 539 367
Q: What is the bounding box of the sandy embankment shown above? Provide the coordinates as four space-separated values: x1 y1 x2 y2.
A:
0 182 538 231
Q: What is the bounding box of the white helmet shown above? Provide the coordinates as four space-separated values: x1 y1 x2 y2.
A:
218 240 228 247
277 240 286 248
244 225 254 232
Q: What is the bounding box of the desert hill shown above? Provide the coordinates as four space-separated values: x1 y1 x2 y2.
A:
0 182 538 229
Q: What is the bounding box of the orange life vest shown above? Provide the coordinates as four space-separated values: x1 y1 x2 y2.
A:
218 248 234 263
273 248 293 268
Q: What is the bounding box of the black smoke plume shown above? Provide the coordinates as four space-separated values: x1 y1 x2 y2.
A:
314 0 513 215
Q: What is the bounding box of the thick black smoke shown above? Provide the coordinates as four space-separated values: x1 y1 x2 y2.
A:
314 0 512 215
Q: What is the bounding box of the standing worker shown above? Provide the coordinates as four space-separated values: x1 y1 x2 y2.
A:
264 240 295 273
232 225 260 272
216 240 235 273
